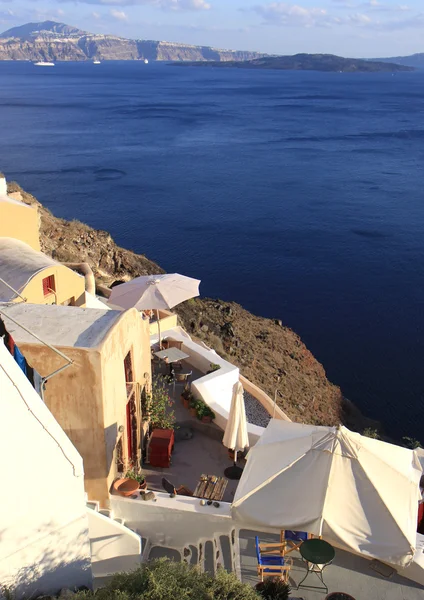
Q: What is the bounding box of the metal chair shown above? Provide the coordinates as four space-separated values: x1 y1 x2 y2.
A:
172 370 192 396
255 536 292 583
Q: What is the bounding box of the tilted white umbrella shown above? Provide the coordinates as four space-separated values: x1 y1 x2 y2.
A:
232 419 422 567
109 273 200 346
109 273 200 311
223 381 249 480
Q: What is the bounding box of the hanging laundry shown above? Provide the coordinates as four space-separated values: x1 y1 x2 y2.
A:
33 371 45 400
13 345 27 376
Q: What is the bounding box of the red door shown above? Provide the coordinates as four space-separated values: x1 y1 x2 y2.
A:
126 401 132 461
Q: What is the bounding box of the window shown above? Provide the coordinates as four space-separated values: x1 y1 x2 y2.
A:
42 275 55 297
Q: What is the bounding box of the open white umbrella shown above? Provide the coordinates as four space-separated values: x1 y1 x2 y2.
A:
223 381 249 480
232 419 422 567
109 273 200 346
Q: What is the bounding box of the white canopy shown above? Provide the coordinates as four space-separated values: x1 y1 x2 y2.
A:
109 273 200 311
232 420 422 567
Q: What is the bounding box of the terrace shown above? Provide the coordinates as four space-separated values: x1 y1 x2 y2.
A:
107 318 424 597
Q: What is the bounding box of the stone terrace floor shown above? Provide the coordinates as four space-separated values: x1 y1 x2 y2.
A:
240 530 424 600
143 360 241 503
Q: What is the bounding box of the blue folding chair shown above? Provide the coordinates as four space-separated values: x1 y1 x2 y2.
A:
255 536 293 583
281 529 309 553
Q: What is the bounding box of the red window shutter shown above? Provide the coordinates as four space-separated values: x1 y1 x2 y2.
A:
42 275 55 297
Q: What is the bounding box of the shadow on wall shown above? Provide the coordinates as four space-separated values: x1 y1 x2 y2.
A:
0 525 92 599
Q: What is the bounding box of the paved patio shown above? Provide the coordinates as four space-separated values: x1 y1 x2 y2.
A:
144 361 241 503
239 530 424 599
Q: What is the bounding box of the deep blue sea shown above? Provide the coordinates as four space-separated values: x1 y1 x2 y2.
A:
0 61 423 442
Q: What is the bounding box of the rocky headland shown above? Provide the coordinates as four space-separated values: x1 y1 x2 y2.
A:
175 53 414 73
0 21 265 63
6 179 375 432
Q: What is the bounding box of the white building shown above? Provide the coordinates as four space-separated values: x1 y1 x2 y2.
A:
0 339 92 596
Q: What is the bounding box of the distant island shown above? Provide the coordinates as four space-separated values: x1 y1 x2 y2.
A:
0 20 266 63
370 53 424 69
174 54 414 73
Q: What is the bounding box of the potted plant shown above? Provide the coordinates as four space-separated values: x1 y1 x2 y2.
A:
189 398 199 418
145 375 176 431
201 405 215 424
255 578 291 600
206 363 221 374
181 385 193 408
125 466 147 491
195 399 216 423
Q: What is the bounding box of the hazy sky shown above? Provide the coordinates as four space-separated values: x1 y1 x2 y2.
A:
1 0 423 57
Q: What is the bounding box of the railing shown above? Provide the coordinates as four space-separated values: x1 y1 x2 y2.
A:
239 375 291 422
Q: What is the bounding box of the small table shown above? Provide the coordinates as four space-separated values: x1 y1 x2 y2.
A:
155 348 189 375
193 474 228 501
298 538 335 593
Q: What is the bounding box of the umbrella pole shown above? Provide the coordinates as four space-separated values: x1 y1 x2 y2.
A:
224 449 244 480
157 309 162 350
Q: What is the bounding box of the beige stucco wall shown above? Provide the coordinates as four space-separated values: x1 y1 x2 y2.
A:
100 309 152 496
17 265 86 307
0 199 41 251
15 343 109 504
16 309 152 507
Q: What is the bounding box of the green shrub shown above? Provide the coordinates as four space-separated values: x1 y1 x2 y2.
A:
255 577 291 600
86 559 259 600
211 566 259 600
402 436 422 449
362 427 380 440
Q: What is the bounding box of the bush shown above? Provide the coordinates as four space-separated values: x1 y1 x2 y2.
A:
72 559 260 600
362 427 380 440
255 577 291 600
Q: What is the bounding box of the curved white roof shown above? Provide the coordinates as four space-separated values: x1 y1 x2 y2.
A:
0 238 58 301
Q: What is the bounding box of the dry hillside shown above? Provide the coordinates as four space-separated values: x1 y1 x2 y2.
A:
9 180 369 430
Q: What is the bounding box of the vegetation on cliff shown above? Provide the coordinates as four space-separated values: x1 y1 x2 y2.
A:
8 180 369 430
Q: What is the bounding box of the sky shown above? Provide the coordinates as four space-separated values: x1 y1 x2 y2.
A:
0 0 423 58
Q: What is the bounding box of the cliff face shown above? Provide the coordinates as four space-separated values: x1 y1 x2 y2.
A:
0 21 266 62
8 180 367 430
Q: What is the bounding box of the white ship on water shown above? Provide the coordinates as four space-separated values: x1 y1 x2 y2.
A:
144 59 149 64
34 61 55 67
93 60 101 64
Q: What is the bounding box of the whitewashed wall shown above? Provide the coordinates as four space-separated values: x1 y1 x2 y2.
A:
87 509 141 580
157 327 263 445
111 493 234 550
0 176 7 196
0 340 92 597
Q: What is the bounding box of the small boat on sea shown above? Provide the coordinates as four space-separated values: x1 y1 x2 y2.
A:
144 59 149 64
34 61 55 67
93 60 101 64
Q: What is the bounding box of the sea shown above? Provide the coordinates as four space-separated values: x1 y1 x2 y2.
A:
0 61 423 443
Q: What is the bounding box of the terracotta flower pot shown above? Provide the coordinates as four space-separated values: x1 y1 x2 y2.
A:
112 478 139 497
189 407 197 417
183 398 190 409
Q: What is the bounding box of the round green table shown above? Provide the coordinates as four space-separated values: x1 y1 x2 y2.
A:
298 539 335 593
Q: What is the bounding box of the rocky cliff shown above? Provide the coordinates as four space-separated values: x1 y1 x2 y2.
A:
0 21 266 62
7 179 370 430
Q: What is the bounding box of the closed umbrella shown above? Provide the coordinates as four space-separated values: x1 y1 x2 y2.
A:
223 381 249 480
109 273 200 347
